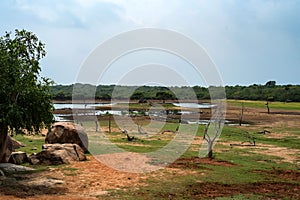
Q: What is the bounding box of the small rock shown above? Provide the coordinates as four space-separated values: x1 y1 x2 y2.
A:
31 147 38 150
24 178 64 187
8 151 28 165
0 169 4 176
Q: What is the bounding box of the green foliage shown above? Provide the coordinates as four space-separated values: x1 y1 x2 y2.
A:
0 29 53 133
51 83 300 102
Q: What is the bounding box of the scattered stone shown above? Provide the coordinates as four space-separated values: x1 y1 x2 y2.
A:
29 143 86 165
8 151 29 165
45 122 89 152
0 163 34 174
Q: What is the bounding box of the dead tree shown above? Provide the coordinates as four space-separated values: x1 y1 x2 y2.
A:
241 133 256 146
95 119 99 132
126 134 135 141
203 112 223 159
230 130 257 146
108 114 112 133
256 129 271 134
137 124 147 134
239 102 244 126
162 123 180 134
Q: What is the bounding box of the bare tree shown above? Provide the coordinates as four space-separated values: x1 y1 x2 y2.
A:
137 124 147 134
95 119 99 132
108 114 112 133
203 111 224 159
239 102 245 126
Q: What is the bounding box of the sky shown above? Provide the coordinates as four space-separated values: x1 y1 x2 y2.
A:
0 0 299 86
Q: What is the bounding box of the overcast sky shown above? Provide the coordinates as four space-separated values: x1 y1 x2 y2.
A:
1 0 299 86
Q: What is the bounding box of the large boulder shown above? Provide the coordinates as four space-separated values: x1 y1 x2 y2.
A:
29 143 86 165
45 122 88 152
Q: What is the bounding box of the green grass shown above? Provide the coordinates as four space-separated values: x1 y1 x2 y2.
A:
13 134 45 154
10 117 299 199
227 99 300 110
98 123 299 199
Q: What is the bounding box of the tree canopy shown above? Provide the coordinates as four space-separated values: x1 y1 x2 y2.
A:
51 82 300 102
0 29 53 161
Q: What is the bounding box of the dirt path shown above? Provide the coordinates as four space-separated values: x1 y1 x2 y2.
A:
0 156 146 200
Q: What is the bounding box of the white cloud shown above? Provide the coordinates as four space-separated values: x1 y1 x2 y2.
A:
1 0 299 85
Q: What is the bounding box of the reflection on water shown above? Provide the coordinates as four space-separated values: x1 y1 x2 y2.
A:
172 103 215 109
53 103 215 123
53 103 114 109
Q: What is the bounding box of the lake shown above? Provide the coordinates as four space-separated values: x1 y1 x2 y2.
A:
53 102 214 123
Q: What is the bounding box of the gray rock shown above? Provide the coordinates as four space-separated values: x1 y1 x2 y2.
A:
29 143 86 165
45 122 89 152
21 177 64 187
0 169 4 176
0 163 34 174
8 151 28 165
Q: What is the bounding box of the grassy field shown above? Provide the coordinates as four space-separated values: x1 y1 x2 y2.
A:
227 99 300 110
99 122 299 199
13 116 300 199
7 100 300 199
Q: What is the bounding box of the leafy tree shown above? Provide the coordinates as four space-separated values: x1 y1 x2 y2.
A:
265 80 276 87
156 91 175 103
130 91 145 100
0 29 53 162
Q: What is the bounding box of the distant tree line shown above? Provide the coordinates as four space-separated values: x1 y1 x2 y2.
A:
50 81 300 102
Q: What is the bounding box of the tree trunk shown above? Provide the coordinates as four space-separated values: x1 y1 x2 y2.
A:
239 103 244 126
0 124 8 162
207 143 213 159
266 101 270 114
108 115 111 133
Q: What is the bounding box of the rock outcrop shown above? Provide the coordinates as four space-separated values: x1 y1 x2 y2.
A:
0 163 34 174
45 122 88 152
29 143 86 165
